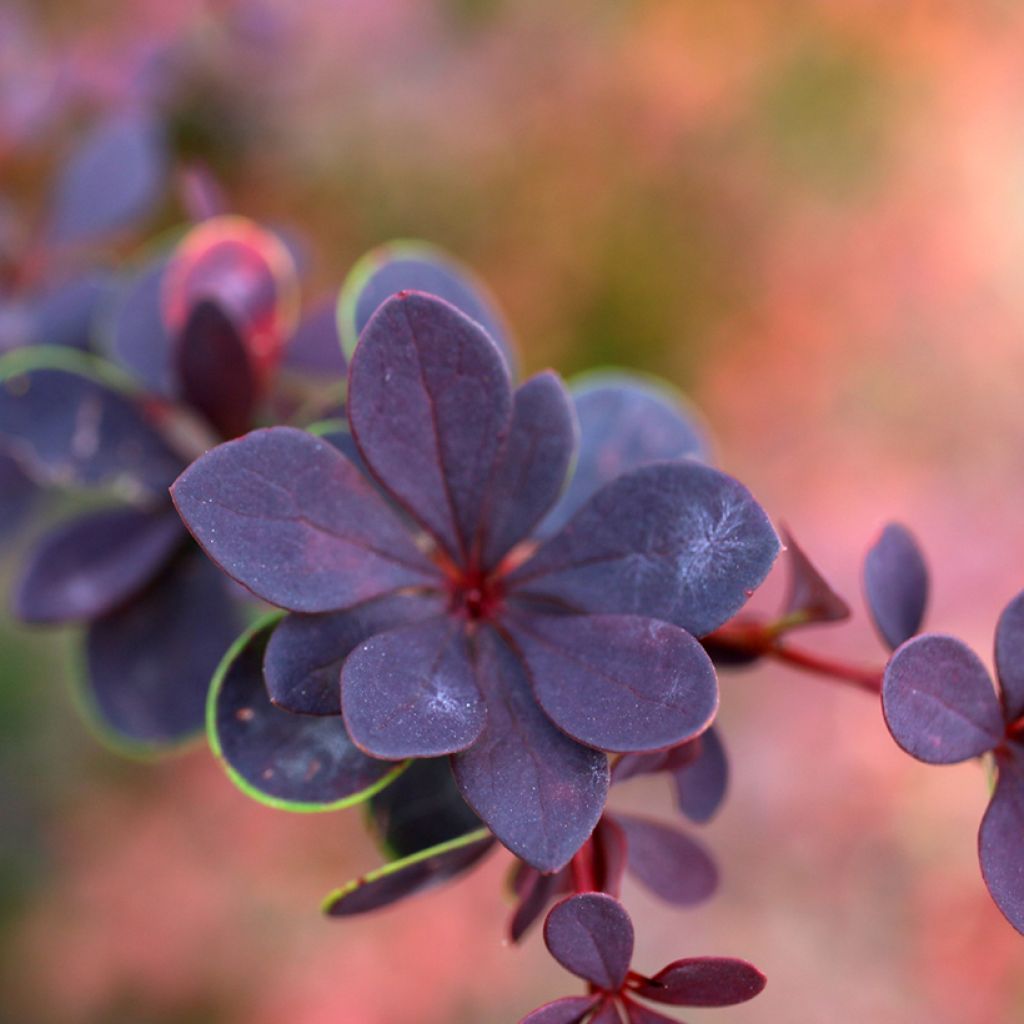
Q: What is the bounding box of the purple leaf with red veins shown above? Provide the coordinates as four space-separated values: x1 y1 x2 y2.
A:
995 590 1024 724
212 619 399 808
506 611 718 753
175 300 257 439
15 506 184 623
84 548 242 746
510 867 571 943
341 618 486 759
864 522 929 650
613 814 718 907
347 292 511 563
49 112 167 245
478 372 577 570
264 594 444 716
979 745 1024 935
780 526 850 624
451 627 608 872
0 368 184 496
593 816 628 898
544 893 635 991
673 726 729 824
541 373 710 538
509 461 780 638
518 995 603 1024
882 634 1003 764
632 957 766 1007
171 426 440 612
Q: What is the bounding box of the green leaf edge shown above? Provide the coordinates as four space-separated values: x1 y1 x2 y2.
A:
0 344 143 395
320 826 493 914
206 612 409 813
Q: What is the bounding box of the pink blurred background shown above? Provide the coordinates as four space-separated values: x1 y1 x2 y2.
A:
3 1 1024 1021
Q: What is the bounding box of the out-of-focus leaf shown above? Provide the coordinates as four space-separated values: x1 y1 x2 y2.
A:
348 292 511 563
543 892 634 991
172 426 441 612
506 611 718 754
864 522 928 650
882 634 1003 764
979 745 1024 935
518 995 602 1024
34 272 115 350
208 615 404 811
282 297 347 377
542 371 711 537
632 958 766 1007
593 816 628 898
451 627 608 872
995 590 1024 724
342 617 486 758
509 866 571 944
611 739 701 786
672 726 729 824
780 526 850 625
510 462 780 638
0 451 37 542
622 1002 677 1024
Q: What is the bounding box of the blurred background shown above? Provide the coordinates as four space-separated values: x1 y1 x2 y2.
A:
3 1 1024 1021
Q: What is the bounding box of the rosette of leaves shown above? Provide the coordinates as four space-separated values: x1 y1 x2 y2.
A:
0 216 313 754
175 282 781 873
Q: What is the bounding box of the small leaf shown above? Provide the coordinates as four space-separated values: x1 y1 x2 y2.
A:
507 611 718 754
338 240 516 374
542 371 710 537
33 272 116 351
614 814 718 907
592 816 628 898
49 111 168 245
82 548 242 750
544 892 635 991
509 867 571 944
979 745 1024 935
995 590 1024 724
882 634 1003 764
15 506 184 624
348 292 512 563
209 616 403 811
341 617 486 759
611 739 701 785
518 995 603 1024
172 426 441 613
175 300 257 439
0 451 37 542
864 522 929 650
478 372 577 570
264 594 443 716
283 297 347 377
622 1002 677 1024
673 726 729 824
780 526 850 625
510 461 780 638
633 957 766 1007
322 828 494 916
451 627 608 872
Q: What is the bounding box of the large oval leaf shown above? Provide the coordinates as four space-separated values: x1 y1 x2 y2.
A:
543 893 634 991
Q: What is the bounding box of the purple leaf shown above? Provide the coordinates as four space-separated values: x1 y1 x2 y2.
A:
478 372 577 570
175 300 257 439
506 611 718 754
105 255 175 396
339 240 516 374
544 892 635 991
542 372 711 537
14 506 184 624
864 522 929 650
780 526 850 625
264 594 443 716
518 995 602 1024
347 292 512 563
282 297 346 377
0 451 37 542
369 757 482 859
979 745 1024 935
34 272 115 350
611 740 701 786
593 816 628 898
210 617 402 810
171 426 440 612
509 866 571 943
589 1002 625 1024
323 830 494 917
451 627 608 872
673 726 729 824
995 590 1024 724
0 363 185 496
341 617 486 759
621 1002 677 1024
882 634 1003 764
633 958 766 1007
614 814 718 907
509 462 780 638
49 112 167 245
83 548 242 748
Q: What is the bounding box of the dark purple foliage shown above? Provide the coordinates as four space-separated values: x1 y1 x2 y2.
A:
979 744 1024 934
995 592 1024 723
33 272 116 350
0 451 37 542
544 893 634 991
864 522 929 650
282 297 347 377
632 958 767 1007
781 526 850 625
673 726 729 824
519 996 602 1024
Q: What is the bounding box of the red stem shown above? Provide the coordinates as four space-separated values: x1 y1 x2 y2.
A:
570 842 597 893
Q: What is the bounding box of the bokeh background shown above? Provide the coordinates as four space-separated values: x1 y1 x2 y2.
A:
4 1 1024 1021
